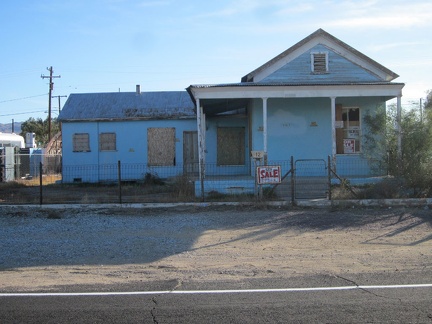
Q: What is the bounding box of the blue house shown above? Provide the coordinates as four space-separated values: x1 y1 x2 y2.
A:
59 89 197 183
187 28 403 193
59 29 404 195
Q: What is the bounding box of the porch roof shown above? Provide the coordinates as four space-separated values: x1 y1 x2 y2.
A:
187 82 404 115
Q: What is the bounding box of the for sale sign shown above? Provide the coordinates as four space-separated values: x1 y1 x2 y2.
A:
256 165 282 185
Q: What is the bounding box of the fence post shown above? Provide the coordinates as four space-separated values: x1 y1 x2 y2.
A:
39 162 43 205
118 160 122 205
290 156 295 206
327 155 332 201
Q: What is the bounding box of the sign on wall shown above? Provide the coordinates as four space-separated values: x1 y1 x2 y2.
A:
251 151 265 159
256 165 282 184
343 139 355 154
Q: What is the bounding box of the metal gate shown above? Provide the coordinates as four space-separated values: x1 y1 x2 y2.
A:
294 159 328 199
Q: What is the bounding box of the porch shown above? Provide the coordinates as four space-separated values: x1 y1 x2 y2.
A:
193 174 386 201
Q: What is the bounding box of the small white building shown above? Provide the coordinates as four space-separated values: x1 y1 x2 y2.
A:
0 133 25 149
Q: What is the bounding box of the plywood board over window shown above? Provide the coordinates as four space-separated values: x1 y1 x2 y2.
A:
73 133 90 152
148 127 176 166
217 127 245 165
99 132 116 151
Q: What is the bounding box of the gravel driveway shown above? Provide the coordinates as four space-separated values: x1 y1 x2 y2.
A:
0 205 431 291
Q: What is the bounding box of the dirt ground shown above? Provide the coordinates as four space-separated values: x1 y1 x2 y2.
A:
0 205 431 292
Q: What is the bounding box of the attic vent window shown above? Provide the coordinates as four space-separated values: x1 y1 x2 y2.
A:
311 52 328 74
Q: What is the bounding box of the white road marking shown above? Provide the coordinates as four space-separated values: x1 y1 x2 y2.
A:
0 283 431 297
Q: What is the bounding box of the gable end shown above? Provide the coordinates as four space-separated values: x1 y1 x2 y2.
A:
241 28 399 83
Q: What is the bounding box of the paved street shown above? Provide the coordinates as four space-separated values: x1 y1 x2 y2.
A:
1 274 432 323
1 206 431 322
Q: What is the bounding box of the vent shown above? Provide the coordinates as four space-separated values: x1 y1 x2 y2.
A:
311 52 328 74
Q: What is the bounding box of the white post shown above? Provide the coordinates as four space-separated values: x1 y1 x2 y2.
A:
262 97 268 163
331 97 336 158
196 99 205 199
201 109 206 150
397 95 402 160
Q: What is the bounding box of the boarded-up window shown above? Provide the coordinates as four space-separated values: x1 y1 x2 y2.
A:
73 133 90 152
217 127 245 166
148 128 176 166
99 133 116 151
311 52 328 73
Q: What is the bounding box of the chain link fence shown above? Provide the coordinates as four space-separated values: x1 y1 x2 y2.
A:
0 152 401 205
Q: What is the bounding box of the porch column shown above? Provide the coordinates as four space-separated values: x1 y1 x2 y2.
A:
397 95 402 161
196 99 205 200
331 97 336 160
262 97 268 163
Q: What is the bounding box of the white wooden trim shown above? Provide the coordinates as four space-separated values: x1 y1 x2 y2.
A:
331 97 336 157
397 96 402 159
190 84 404 100
262 97 268 156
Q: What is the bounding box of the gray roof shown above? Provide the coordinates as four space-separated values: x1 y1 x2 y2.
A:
59 91 196 121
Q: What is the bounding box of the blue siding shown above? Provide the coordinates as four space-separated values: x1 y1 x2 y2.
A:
250 97 332 161
249 96 387 177
62 119 197 183
194 179 256 196
261 44 381 83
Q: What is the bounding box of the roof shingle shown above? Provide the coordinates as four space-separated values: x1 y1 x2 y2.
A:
59 91 195 121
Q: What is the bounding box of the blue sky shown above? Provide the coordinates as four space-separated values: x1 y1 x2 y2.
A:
1 0 431 124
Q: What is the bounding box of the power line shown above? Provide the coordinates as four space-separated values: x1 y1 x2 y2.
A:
0 110 46 117
51 95 67 114
0 94 47 104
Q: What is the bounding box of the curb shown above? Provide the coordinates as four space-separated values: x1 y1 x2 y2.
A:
1 199 431 210
297 198 432 208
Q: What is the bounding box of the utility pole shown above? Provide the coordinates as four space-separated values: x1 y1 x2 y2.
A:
52 95 67 114
41 67 60 143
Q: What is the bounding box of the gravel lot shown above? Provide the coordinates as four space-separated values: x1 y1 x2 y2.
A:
0 204 431 291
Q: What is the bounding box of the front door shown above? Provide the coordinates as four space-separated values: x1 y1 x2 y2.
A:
183 131 198 175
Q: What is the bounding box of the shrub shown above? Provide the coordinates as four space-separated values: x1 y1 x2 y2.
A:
143 172 164 185
170 174 195 198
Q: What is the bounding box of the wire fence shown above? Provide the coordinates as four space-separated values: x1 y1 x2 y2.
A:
0 153 400 205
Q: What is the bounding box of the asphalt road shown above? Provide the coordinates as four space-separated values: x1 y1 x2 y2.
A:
1 274 431 323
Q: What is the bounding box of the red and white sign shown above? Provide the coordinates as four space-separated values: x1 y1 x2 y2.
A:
257 165 282 184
